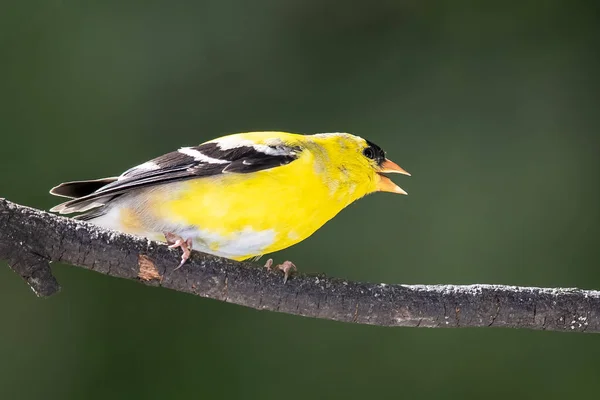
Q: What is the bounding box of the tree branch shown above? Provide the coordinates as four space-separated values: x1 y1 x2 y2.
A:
1 198 598 333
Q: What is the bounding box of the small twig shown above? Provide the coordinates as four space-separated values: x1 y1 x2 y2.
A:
1 198 599 333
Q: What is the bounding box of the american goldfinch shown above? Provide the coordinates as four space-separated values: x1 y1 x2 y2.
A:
50 131 410 278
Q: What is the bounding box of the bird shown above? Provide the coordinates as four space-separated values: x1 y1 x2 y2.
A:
49 131 410 281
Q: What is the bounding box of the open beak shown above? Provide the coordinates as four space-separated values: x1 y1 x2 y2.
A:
377 159 410 195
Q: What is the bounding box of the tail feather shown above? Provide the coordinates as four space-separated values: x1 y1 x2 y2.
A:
49 177 118 215
50 177 118 199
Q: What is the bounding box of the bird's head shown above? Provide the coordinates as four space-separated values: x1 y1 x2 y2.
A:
311 133 410 199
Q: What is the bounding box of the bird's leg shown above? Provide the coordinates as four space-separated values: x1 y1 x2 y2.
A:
264 258 273 270
278 261 297 283
264 258 297 283
164 232 193 271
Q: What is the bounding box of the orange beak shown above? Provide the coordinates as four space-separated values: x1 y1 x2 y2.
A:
380 159 411 176
377 159 410 195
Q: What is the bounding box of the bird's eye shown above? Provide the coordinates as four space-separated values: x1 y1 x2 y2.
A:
363 147 375 160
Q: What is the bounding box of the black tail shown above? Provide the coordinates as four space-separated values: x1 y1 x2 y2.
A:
50 177 118 199
49 177 119 215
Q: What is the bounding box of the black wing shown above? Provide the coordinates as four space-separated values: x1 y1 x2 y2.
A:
50 141 301 214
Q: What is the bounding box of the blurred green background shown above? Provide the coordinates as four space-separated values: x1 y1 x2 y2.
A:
1 1 599 399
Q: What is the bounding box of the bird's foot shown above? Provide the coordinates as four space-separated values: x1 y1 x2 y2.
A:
164 232 193 271
264 258 297 283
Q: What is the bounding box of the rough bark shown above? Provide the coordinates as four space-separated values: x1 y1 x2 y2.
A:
1 198 598 333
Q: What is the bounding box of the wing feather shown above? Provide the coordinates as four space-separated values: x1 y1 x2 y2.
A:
50 140 301 214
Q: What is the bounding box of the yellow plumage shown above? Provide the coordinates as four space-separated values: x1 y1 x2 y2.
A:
50 131 409 263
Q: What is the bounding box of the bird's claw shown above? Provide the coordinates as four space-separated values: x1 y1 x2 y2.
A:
164 232 193 271
264 258 297 283
279 261 297 283
264 258 273 271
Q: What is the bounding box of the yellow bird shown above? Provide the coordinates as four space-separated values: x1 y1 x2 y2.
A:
50 131 410 279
